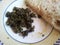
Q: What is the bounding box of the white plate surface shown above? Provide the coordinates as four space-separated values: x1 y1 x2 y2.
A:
3 0 53 43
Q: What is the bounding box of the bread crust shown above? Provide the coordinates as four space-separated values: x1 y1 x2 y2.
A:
25 0 60 30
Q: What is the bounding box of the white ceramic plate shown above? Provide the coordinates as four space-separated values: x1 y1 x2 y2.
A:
3 0 53 43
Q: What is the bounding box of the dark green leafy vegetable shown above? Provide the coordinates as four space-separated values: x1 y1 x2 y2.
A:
6 7 37 37
6 7 41 37
42 34 45 37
